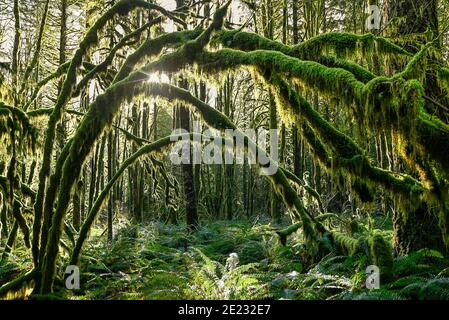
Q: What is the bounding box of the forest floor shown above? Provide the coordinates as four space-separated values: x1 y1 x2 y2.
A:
2 217 449 300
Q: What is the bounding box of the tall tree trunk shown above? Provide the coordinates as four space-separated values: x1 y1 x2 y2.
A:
177 0 198 230
107 132 113 241
291 0 302 178
56 0 67 154
385 0 444 255
179 100 199 229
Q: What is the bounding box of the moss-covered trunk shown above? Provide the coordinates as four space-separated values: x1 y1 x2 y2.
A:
393 203 445 256
386 0 444 255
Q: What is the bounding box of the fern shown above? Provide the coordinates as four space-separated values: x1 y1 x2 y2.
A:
185 248 266 300
419 278 449 300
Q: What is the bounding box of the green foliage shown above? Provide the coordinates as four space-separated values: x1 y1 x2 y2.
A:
332 232 361 256
2 0 449 301
419 278 449 300
393 248 447 277
369 233 394 280
437 67 449 92
340 290 404 300
184 248 265 300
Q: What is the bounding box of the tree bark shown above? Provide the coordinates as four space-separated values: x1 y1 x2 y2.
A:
177 0 198 230
385 0 444 255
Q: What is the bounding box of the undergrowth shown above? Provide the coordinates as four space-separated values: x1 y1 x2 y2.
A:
2 218 449 300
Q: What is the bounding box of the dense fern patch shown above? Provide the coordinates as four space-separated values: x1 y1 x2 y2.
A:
3 218 448 300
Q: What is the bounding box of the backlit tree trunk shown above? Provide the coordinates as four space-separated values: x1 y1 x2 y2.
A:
385 0 445 255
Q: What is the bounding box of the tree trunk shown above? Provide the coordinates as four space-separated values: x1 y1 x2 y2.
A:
385 0 444 255
176 0 198 230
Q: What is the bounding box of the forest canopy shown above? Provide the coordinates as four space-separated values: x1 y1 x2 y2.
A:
0 0 449 301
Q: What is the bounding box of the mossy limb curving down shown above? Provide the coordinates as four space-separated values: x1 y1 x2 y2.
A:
214 30 411 62
39 1 232 294
195 46 449 188
33 0 187 272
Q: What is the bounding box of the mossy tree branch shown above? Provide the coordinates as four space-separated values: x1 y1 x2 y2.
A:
39 1 231 293
195 46 449 178
33 0 184 270
72 16 163 98
19 0 50 97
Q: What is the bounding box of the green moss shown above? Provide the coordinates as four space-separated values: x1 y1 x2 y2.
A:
369 233 393 281
267 74 424 198
0 103 38 153
332 232 360 256
317 55 376 82
419 278 449 300
194 47 449 212
292 32 411 60
112 29 200 82
0 268 37 298
198 48 365 107
73 17 163 98
39 1 233 293
214 30 411 65
437 67 449 92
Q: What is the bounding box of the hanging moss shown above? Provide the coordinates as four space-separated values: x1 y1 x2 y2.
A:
39 1 233 294
195 46 449 194
266 74 424 199
292 32 411 60
437 67 449 93
214 30 411 63
396 43 430 81
197 48 365 108
0 104 38 156
416 111 449 178
72 17 163 98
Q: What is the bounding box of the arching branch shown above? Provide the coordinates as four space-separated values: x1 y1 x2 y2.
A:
194 47 449 177
33 0 186 270
39 1 232 293
72 16 163 98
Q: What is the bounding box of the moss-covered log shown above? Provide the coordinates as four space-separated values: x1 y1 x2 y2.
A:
214 30 411 61
0 268 37 298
